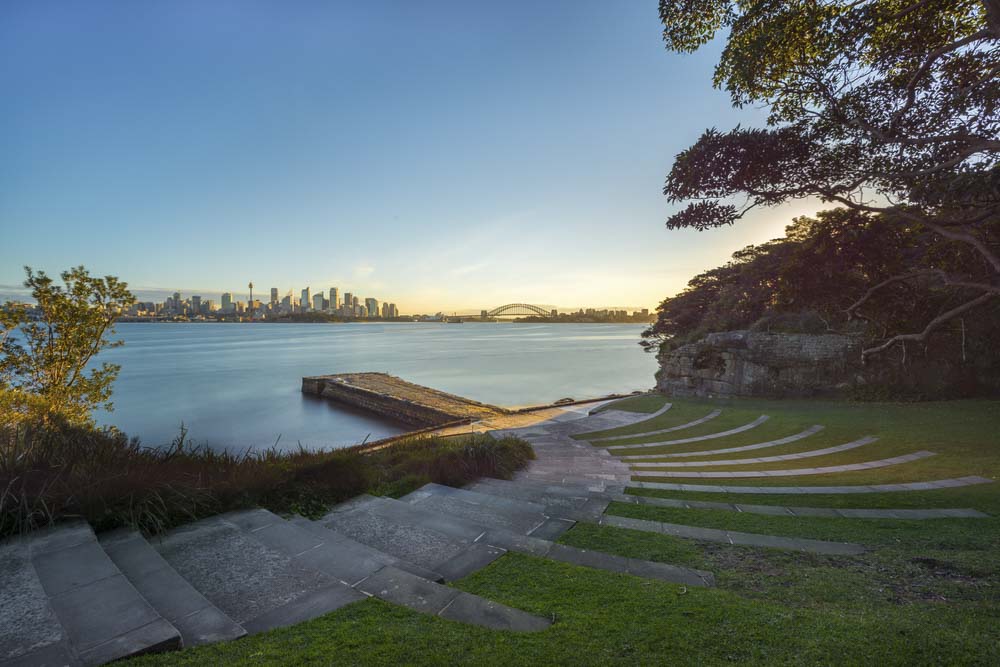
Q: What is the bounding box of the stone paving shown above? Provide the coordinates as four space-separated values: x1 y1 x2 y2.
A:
631 450 936 478
605 415 770 451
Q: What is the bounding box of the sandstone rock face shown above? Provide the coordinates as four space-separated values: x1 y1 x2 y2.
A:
656 331 862 398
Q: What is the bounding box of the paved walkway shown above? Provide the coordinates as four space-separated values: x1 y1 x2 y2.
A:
631 450 936 478
606 415 770 451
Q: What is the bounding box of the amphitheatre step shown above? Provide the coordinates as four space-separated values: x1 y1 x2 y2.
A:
630 450 936 478
628 435 873 466
588 408 723 442
0 521 180 667
99 530 246 648
476 528 715 588
226 509 549 632
316 496 498 578
287 516 446 583
468 478 610 520
400 483 555 534
606 415 771 452
629 475 994 494
153 514 364 634
619 425 831 460
606 492 989 519
598 515 866 556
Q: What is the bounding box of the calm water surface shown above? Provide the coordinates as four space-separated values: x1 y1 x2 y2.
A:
94 322 656 451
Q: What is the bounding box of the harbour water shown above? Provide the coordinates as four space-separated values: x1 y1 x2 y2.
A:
95 322 657 451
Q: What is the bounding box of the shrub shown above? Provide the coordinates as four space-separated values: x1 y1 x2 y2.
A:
0 422 534 538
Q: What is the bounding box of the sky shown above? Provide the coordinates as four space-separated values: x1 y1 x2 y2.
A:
0 0 823 313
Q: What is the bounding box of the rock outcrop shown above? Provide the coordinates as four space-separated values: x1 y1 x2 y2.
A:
656 330 862 398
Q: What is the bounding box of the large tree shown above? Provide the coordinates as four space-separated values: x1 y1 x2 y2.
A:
1 267 135 426
658 0 999 359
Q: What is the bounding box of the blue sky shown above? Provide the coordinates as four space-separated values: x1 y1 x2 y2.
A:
0 0 821 312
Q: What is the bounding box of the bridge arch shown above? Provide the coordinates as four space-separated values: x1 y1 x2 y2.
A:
486 303 552 318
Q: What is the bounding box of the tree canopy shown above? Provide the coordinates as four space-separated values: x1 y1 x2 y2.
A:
658 0 999 358
1 266 135 426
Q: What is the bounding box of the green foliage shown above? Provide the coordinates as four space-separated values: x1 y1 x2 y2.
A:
656 0 1000 358
0 421 534 538
642 209 1000 391
1 266 135 426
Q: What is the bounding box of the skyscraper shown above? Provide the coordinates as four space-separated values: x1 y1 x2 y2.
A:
381 302 389 318
191 295 201 314
312 293 325 311
365 298 378 318
270 288 278 306
343 292 353 315
301 287 311 312
221 292 234 313
329 287 339 311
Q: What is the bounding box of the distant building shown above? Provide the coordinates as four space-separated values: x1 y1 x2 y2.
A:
329 287 339 311
343 292 353 315
312 293 325 311
191 295 201 315
389 303 399 318
381 302 389 318
221 292 234 313
270 288 278 305
301 288 311 312
365 298 378 318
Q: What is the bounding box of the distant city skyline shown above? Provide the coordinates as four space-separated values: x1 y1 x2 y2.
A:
1 1 824 312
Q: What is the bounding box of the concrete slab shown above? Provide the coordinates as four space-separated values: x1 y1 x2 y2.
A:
439 592 552 632
607 415 770 452
100 530 246 648
588 408 721 442
1 522 182 666
402 484 549 535
434 543 507 582
628 476 993 493
528 518 577 541
155 517 355 631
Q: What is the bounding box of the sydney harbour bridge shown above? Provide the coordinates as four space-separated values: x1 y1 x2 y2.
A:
482 303 554 319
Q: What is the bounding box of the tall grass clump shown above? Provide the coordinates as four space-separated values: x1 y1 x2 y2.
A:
0 421 533 539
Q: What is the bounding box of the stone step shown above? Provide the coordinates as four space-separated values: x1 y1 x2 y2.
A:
99 530 246 648
317 496 501 579
588 408 723 442
598 515 866 556
606 415 771 452
400 483 555 534
476 528 715 588
467 478 610 521
287 515 446 583
230 509 549 632
1 521 180 667
153 514 365 634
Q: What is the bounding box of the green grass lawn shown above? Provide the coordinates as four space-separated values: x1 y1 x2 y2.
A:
128 395 1000 666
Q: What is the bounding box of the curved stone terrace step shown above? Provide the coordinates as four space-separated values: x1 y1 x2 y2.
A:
598 515 866 556
631 450 936 479
618 425 829 460
1 521 180 667
606 415 771 452
454 478 865 555
608 491 989 519
625 437 877 468
475 476 989 520
325 490 714 588
580 401 674 435
588 408 722 442
630 475 994 494
229 509 549 632
316 495 504 580
99 530 246 648
153 514 365 635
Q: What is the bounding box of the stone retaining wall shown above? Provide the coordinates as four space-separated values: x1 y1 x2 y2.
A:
656 330 862 398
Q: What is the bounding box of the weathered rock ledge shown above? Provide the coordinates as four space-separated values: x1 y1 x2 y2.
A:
656 330 861 398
